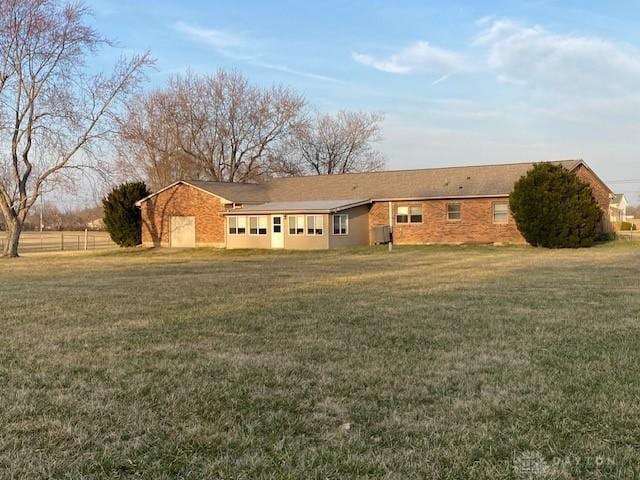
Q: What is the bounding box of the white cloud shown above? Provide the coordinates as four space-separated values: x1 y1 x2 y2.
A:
352 41 465 75
173 21 247 52
352 19 640 99
253 61 340 83
496 74 526 86
474 19 640 94
173 21 339 82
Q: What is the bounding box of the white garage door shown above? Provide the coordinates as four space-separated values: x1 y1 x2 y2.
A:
170 216 196 247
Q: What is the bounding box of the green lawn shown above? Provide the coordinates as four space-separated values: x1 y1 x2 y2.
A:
1 243 639 479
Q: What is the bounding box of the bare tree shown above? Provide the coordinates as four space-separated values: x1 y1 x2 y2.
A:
116 89 203 190
0 0 153 257
289 111 385 175
175 70 306 182
118 70 306 186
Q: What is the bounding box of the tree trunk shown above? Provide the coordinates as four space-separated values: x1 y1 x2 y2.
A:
3 220 21 257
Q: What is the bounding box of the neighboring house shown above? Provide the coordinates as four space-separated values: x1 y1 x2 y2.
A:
136 159 614 249
609 193 628 224
87 218 105 230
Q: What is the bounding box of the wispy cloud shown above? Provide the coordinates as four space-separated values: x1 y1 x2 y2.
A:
353 18 640 98
173 21 247 53
253 61 340 83
173 21 339 82
474 19 640 94
352 41 466 76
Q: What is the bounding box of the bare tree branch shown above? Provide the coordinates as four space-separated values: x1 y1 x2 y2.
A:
283 110 385 176
0 0 154 256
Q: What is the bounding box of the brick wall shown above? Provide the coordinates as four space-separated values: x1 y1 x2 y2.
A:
573 164 613 232
139 183 226 247
369 198 525 245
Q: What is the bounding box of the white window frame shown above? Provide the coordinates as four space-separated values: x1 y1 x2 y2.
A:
288 215 305 235
396 206 409 224
493 202 509 224
446 203 461 221
396 205 423 224
248 216 268 235
306 215 324 236
228 215 246 235
332 214 349 235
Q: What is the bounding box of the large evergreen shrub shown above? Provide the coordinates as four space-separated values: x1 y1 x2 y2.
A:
103 182 150 247
509 163 601 248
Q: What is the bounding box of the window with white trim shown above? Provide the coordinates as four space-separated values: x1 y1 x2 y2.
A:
396 206 409 224
396 205 422 224
493 202 509 224
447 203 461 221
248 216 268 235
410 206 423 223
332 214 348 235
228 216 246 235
306 215 323 235
288 215 305 235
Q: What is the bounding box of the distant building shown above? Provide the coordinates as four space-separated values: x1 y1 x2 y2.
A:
609 194 628 223
87 218 105 230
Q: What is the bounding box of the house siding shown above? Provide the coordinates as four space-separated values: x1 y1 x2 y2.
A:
284 214 330 250
369 198 525 245
140 183 226 247
329 205 371 248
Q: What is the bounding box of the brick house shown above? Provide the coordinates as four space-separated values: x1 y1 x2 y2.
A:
136 159 614 249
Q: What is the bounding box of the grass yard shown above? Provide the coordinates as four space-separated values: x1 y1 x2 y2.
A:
1 243 639 479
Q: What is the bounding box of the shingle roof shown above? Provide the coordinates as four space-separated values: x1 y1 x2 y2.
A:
187 180 270 203
185 159 582 203
138 159 586 205
265 160 582 201
225 199 371 214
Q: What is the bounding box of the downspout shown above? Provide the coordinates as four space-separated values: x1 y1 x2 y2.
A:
388 201 393 252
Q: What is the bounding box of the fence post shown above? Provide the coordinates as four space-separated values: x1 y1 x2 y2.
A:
84 229 88 251
60 231 64 251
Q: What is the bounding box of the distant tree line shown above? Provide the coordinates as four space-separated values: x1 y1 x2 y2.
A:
116 70 385 190
1 204 104 232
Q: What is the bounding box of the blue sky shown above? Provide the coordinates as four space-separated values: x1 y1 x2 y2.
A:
86 0 640 202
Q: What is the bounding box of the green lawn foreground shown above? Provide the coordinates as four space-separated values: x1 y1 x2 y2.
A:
1 243 639 479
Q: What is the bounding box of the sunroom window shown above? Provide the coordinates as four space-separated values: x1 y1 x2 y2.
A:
249 216 267 235
288 215 305 235
228 216 246 235
306 215 323 235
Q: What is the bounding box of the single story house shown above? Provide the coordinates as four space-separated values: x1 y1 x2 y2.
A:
136 159 614 249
